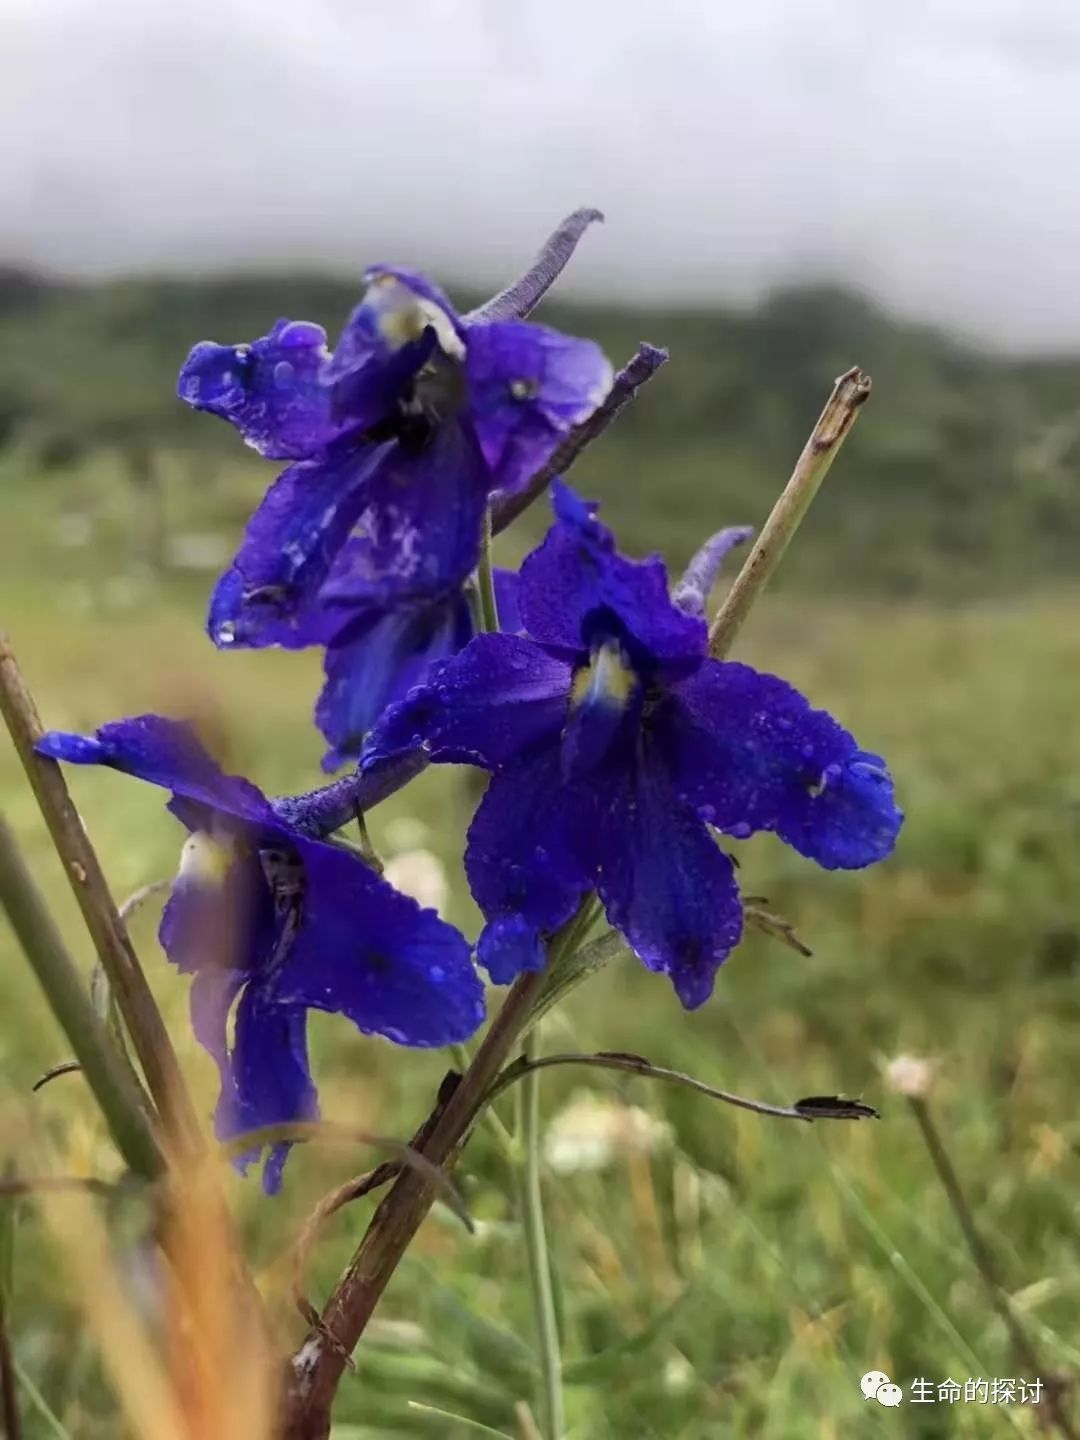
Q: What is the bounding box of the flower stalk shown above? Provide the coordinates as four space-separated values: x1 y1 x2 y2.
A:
0 814 162 1181
274 341 669 843
284 363 880 1435
0 634 201 1158
515 1026 564 1440
283 968 549 1437
707 366 872 658
907 1095 1078 1440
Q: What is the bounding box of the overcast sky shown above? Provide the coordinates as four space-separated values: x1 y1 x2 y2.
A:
3 0 1080 348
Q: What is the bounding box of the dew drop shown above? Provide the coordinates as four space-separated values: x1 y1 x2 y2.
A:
728 821 752 840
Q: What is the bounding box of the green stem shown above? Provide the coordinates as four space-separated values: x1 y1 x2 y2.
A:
908 1097 1078 1440
281 908 602 1436
0 1162 20 1440
0 633 201 1156
707 367 871 659
0 814 162 1181
515 1026 563 1440
452 1043 515 1159
353 810 384 873
475 507 500 634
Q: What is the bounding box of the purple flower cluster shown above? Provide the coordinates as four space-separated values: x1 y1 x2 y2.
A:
38 716 483 1189
38 216 902 1190
365 484 901 1007
180 255 609 768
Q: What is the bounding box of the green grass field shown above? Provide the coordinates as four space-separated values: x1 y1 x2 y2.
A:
2 452 1079 1438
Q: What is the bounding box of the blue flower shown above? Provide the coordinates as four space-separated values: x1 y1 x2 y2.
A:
364 485 903 1009
36 716 485 1191
179 267 611 649
290 558 522 773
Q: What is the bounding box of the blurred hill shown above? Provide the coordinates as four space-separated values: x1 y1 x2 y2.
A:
2 266 1079 595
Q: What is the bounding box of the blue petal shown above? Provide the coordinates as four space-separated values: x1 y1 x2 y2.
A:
465 745 595 982
595 746 744 1010
561 639 641 779
177 319 347 460
356 266 463 342
304 419 490 610
227 987 319 1194
464 321 611 496
363 633 571 771
328 328 436 431
315 595 472 771
158 845 274 977
661 661 903 869
275 836 485 1047
37 716 275 827
326 321 437 434
207 437 395 648
493 566 522 633
476 914 546 986
326 266 462 408
189 965 244 1093
518 483 706 670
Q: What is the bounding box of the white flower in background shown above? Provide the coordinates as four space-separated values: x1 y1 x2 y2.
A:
663 1354 695 1395
382 847 448 915
884 1053 936 1098
543 1092 673 1176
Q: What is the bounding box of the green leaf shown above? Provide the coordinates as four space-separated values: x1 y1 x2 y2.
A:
529 929 628 1027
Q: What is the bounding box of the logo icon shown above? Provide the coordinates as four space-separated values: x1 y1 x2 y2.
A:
861 1371 904 1407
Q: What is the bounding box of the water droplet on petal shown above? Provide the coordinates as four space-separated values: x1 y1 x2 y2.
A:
728 821 752 840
